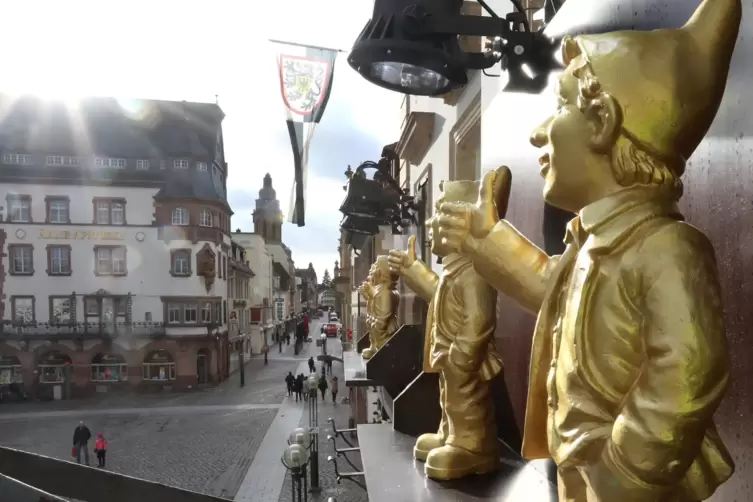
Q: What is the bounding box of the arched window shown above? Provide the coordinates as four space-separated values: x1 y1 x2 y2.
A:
171 207 189 226
142 349 175 381
91 353 128 382
38 350 72 383
0 355 22 384
199 209 213 227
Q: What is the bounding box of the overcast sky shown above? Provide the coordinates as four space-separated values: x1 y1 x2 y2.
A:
0 0 402 279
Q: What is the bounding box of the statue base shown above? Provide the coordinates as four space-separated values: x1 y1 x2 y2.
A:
357 423 556 501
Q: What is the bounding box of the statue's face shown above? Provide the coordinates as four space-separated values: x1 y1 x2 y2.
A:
530 57 605 212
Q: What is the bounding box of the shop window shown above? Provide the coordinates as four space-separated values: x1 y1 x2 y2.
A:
0 356 23 384
11 296 35 324
142 350 176 381
38 351 72 383
163 299 221 325
49 296 73 324
91 353 128 382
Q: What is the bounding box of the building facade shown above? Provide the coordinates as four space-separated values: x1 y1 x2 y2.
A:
295 263 318 313
231 231 274 354
0 95 233 396
227 239 254 374
252 174 297 340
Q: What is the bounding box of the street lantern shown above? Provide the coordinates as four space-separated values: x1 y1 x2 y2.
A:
307 374 319 392
282 443 309 470
348 0 559 95
289 427 313 450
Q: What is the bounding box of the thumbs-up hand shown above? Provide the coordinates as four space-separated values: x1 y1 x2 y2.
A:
437 166 512 254
388 235 418 277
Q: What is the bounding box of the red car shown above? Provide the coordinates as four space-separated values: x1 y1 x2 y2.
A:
324 323 338 337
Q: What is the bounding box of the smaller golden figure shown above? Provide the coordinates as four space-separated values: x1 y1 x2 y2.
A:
388 178 509 480
361 256 399 360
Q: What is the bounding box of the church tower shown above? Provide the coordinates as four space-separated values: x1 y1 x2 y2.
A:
253 173 283 243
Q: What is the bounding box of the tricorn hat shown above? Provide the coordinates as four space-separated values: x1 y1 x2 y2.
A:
563 0 742 173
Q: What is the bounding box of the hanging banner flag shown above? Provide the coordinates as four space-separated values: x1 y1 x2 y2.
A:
273 41 338 227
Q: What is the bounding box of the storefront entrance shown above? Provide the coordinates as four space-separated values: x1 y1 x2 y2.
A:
196 349 210 384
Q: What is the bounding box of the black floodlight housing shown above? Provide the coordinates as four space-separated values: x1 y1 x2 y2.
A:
339 145 419 246
348 0 559 95
339 161 401 222
341 215 380 236
345 231 369 251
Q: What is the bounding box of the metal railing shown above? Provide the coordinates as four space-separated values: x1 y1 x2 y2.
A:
325 418 365 490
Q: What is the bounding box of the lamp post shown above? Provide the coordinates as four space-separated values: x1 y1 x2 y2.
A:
306 374 320 492
282 443 310 502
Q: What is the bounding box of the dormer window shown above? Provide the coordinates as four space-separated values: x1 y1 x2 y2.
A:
199 209 213 227
172 207 189 226
174 159 189 169
46 156 80 167
95 157 126 169
197 162 208 172
3 153 31 165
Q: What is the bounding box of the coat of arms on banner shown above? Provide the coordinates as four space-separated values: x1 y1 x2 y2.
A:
279 55 331 115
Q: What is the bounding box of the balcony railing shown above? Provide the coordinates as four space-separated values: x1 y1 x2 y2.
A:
0 321 166 339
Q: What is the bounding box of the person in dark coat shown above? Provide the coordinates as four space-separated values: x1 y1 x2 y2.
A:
294 374 304 402
318 374 328 401
285 372 295 396
73 421 92 465
308 357 315 373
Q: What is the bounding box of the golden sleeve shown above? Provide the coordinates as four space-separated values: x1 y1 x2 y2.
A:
471 220 555 314
448 273 497 373
584 226 730 500
402 260 439 303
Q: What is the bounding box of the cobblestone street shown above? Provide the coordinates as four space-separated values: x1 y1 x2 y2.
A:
0 321 348 501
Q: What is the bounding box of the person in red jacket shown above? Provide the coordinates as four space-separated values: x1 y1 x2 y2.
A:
94 433 108 468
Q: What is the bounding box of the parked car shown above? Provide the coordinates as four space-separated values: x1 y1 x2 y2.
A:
324 323 338 337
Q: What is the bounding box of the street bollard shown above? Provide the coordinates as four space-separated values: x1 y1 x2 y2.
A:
239 351 245 388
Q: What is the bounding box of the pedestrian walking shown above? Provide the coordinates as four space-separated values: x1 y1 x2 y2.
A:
300 373 308 402
320 365 326 379
308 357 315 373
294 374 304 402
94 433 108 468
72 421 92 466
285 371 295 396
318 373 328 401
331 376 339 404
327 358 333 375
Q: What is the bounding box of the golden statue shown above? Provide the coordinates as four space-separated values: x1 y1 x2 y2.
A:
361 256 399 359
436 0 739 499
388 180 507 481
358 274 375 345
